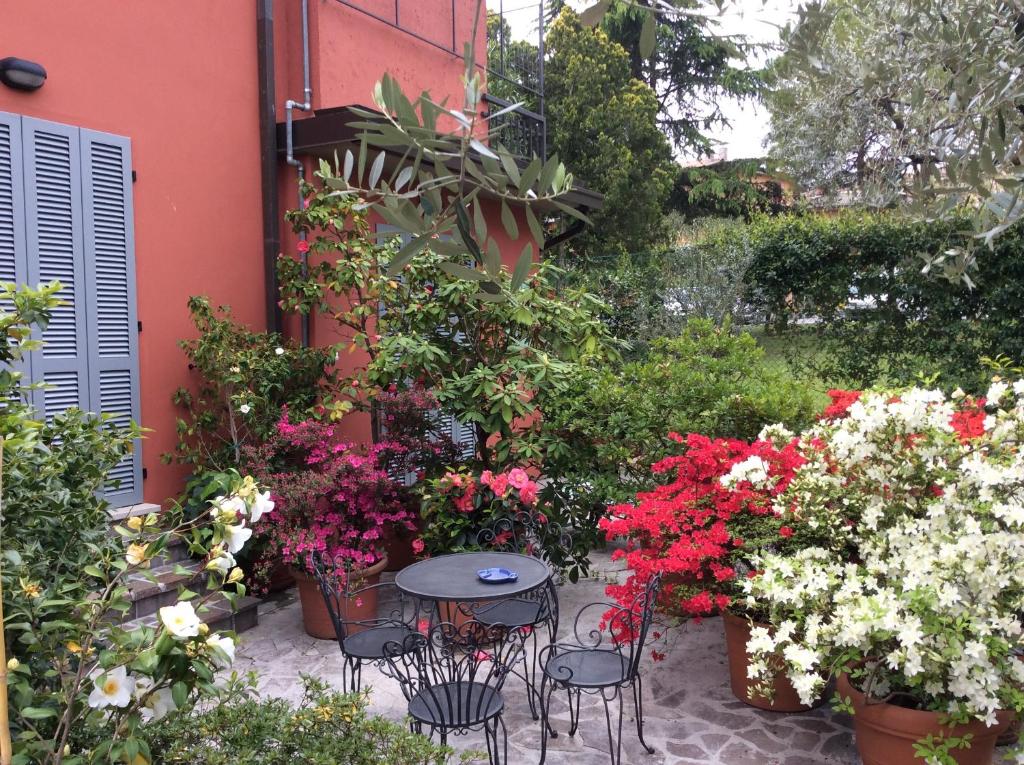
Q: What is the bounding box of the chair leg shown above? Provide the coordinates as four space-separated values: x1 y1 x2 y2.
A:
539 674 559 765
632 676 654 754
600 686 624 765
484 719 497 765
524 627 539 720
496 714 508 765
567 687 582 737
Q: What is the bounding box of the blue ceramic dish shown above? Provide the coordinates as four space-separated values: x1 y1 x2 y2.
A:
477 567 519 583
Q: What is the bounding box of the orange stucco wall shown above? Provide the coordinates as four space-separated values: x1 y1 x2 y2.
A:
0 1 266 506
2 0 516 507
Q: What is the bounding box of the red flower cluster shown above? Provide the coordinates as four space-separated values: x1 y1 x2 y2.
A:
600 432 806 631
821 389 861 420
950 396 987 443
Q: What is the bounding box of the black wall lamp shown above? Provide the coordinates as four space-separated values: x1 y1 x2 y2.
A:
0 57 47 91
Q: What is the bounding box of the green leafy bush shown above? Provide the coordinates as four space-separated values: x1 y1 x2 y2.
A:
146 675 451 765
279 190 620 471
2 283 265 765
540 319 823 504
740 210 1024 390
165 296 336 473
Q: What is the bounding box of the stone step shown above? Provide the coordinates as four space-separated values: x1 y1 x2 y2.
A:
121 592 261 636
124 560 207 621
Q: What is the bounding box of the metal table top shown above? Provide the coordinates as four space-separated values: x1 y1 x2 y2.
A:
395 551 551 602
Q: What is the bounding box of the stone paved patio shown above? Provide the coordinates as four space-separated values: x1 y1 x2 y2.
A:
232 550 986 764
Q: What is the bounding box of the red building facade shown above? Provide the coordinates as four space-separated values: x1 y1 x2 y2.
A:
0 1 554 510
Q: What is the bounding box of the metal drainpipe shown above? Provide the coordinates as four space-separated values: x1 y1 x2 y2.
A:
285 0 313 347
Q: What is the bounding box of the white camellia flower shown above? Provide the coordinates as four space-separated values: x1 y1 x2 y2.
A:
275 346 285 356
206 548 236 575
211 494 247 523
239 403 252 414
223 522 252 554
206 633 236 669
159 601 201 639
143 686 177 721
249 490 274 523
88 665 135 709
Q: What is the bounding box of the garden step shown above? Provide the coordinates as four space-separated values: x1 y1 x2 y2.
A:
123 560 207 621
120 592 261 636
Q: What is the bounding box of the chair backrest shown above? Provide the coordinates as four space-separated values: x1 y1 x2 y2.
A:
475 508 571 564
309 550 412 646
383 620 528 723
596 573 663 679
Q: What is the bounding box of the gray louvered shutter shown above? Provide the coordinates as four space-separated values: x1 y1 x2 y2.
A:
81 129 142 504
21 117 89 418
0 112 30 392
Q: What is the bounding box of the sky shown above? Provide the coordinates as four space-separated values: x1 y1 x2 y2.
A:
503 0 799 161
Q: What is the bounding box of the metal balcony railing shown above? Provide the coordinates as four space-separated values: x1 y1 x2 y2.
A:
333 0 548 158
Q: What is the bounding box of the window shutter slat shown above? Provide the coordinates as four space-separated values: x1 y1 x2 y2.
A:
0 112 30 394
21 117 88 417
81 129 142 504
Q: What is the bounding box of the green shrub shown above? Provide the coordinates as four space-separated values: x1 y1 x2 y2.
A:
146 675 451 765
165 296 336 473
540 318 823 504
740 210 1024 390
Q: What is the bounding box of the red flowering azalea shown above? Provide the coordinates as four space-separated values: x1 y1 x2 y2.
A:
821 389 861 420
950 396 987 443
600 431 808 631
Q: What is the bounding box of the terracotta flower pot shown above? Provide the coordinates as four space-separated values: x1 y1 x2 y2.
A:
837 671 1013 765
292 556 389 640
264 561 296 593
383 521 422 573
722 611 824 712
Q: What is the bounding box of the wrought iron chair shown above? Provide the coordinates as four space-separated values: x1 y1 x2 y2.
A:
468 509 566 719
310 550 420 693
538 573 663 765
383 620 528 765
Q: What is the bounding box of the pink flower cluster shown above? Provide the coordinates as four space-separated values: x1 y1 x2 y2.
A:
246 410 416 575
480 468 538 506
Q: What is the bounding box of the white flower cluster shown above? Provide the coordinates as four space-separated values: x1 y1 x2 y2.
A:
719 455 773 489
89 477 269 716
744 382 1024 726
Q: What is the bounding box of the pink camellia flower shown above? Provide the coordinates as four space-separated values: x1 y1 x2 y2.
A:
297 240 310 254
490 474 509 498
507 468 530 490
411 538 425 555
519 482 538 506
534 511 547 525
479 470 494 486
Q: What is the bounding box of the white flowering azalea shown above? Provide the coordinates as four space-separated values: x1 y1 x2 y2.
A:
719 455 772 489
206 633 236 669
159 601 202 639
223 522 252 554
88 665 135 709
743 382 1024 728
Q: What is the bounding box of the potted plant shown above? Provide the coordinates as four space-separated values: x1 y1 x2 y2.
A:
600 427 832 711
745 382 1024 764
418 467 552 623
245 411 417 639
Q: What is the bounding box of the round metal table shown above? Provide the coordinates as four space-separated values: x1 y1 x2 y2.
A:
394 551 551 602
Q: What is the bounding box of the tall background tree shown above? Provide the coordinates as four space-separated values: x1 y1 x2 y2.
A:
767 0 1024 279
544 9 676 263
598 1 762 156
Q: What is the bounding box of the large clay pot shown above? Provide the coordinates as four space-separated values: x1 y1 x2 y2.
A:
723 611 824 712
837 672 1013 765
292 556 389 640
383 521 422 573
